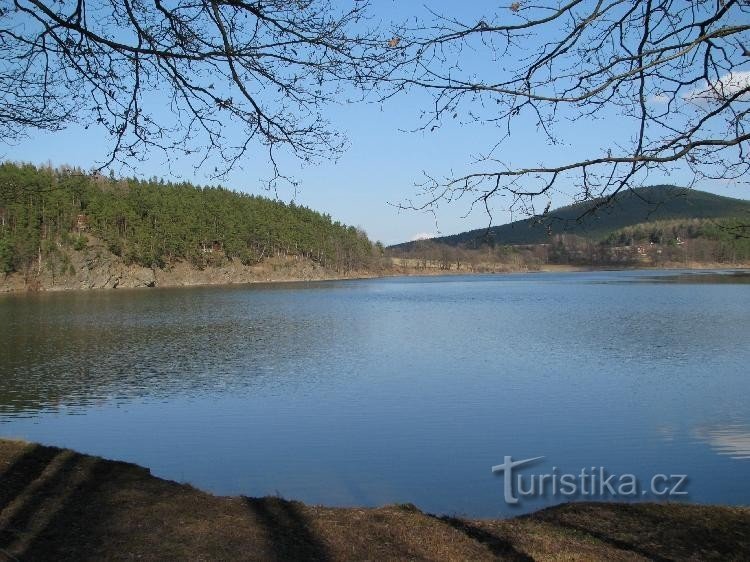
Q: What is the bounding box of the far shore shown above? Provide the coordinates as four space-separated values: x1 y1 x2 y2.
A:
2 259 749 294
0 438 748 560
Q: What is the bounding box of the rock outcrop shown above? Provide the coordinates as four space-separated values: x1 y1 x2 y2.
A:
0 236 369 293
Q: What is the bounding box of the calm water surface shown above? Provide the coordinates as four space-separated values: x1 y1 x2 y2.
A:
1 270 749 517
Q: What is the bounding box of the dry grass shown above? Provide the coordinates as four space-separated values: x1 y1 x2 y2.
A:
0 439 748 561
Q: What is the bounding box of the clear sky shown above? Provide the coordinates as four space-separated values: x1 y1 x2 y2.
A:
2 0 748 245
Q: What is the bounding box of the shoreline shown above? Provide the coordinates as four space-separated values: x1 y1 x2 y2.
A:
0 438 747 560
3 261 749 295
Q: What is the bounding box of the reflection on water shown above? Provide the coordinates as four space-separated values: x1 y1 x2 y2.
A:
693 425 750 460
1 283 344 416
641 270 750 284
1 270 749 517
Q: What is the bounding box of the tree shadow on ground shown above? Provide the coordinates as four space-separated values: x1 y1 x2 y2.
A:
0 444 59 513
0 445 110 561
243 497 329 561
537 517 672 562
529 502 750 562
435 515 534 561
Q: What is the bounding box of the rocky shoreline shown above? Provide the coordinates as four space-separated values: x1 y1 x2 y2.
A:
2 236 748 294
0 238 375 293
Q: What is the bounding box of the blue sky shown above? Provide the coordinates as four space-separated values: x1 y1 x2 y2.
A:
2 0 748 245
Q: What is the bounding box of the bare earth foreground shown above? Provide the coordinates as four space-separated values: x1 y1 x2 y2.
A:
0 440 748 561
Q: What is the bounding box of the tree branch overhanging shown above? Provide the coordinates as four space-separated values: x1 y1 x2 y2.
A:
391 0 750 222
0 0 402 180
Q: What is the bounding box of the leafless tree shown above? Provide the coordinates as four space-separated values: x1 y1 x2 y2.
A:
0 0 398 181
392 0 750 222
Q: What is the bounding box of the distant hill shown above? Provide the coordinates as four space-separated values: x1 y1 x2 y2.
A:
390 186 750 249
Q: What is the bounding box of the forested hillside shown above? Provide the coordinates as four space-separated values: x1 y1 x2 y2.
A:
389 215 750 272
391 186 750 249
388 186 750 272
0 162 378 275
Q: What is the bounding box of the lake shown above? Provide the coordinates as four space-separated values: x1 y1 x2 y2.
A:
1 270 749 517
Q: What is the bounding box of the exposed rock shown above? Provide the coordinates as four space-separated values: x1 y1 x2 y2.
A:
0 236 371 293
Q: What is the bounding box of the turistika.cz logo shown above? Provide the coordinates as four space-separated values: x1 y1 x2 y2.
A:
491 456 689 505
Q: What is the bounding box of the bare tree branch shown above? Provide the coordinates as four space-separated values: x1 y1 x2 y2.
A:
0 0 400 181
391 0 750 222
